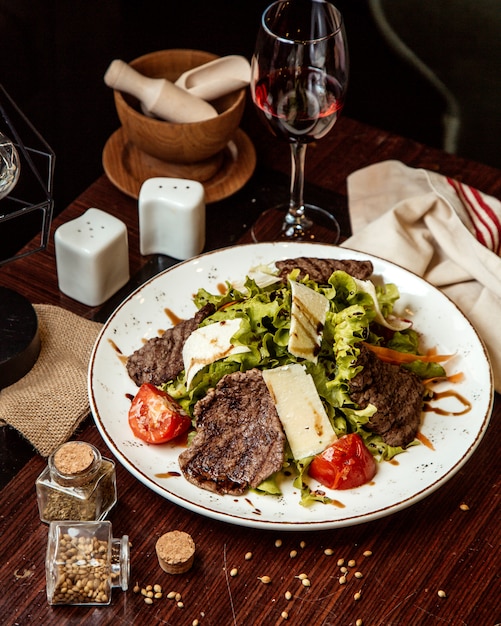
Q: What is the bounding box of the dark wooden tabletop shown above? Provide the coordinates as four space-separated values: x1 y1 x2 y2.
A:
1 107 500 626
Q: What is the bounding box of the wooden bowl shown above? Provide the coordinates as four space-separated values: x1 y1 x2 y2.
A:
113 49 246 164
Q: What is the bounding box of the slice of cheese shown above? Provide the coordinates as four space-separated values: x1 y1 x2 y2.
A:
183 318 250 388
262 363 337 459
288 280 330 363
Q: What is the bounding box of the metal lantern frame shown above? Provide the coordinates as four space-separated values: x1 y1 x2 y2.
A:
0 84 55 266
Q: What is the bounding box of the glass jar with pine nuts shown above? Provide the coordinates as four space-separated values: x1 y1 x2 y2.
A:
45 520 129 605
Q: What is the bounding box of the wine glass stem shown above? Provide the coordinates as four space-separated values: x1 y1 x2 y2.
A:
285 142 311 229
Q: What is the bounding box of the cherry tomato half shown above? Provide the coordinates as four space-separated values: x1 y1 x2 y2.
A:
128 383 191 444
308 433 377 490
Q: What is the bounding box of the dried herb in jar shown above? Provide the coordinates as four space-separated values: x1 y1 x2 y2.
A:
36 441 117 523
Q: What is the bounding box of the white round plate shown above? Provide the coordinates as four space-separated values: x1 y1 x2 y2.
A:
88 242 494 530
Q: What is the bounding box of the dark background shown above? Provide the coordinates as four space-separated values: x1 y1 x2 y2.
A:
1 0 496 255
0 1 444 210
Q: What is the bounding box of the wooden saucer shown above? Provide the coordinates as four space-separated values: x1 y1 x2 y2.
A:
102 127 256 204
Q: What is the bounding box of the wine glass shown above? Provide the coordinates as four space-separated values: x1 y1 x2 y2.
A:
0 131 20 200
250 0 348 243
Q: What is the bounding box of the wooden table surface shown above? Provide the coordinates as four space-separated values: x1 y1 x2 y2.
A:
1 108 500 626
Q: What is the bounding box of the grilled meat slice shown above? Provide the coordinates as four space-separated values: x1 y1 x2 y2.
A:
126 303 215 387
178 369 286 495
276 257 374 283
349 344 424 447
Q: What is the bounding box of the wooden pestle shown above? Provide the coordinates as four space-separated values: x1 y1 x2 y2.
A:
104 59 218 123
174 55 251 101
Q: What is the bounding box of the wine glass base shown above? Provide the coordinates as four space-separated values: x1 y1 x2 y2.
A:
250 204 340 244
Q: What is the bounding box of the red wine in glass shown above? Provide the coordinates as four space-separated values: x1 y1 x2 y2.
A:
254 68 345 143
250 1 349 243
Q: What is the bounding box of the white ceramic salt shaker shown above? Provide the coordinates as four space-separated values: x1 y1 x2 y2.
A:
138 178 205 260
54 208 129 307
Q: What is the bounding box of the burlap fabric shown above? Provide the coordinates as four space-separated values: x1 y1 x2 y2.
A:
0 304 103 456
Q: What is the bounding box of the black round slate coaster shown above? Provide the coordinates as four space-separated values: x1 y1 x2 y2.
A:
0 287 41 389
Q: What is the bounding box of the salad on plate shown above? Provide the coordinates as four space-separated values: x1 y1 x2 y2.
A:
125 256 454 506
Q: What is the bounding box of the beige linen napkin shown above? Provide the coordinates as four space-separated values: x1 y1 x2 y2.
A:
341 159 501 393
0 304 103 456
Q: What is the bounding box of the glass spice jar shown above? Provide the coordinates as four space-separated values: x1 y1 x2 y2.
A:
46 520 129 605
36 441 117 523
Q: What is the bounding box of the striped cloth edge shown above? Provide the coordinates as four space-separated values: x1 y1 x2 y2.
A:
446 177 501 255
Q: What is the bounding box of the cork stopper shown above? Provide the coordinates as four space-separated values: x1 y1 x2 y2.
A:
155 530 195 574
53 442 96 476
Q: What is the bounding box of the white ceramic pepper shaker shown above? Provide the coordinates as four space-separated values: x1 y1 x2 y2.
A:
54 208 129 307
138 178 205 260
